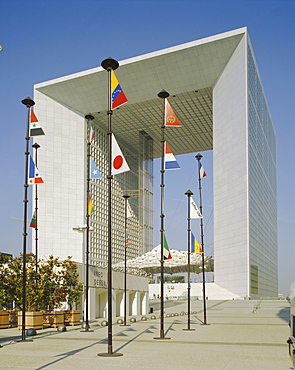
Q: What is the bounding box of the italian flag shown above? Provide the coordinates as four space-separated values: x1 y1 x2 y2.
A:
163 234 172 260
89 123 95 142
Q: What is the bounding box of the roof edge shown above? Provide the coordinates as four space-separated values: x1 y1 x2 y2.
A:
35 27 247 90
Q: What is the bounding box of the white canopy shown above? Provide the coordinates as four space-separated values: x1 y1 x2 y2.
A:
114 245 213 275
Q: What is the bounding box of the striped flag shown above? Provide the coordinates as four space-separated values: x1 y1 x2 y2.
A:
89 123 95 142
30 108 45 137
111 70 128 109
125 233 129 246
30 211 36 228
164 142 180 170
28 155 44 185
200 162 207 178
163 234 172 260
191 232 203 253
88 192 94 214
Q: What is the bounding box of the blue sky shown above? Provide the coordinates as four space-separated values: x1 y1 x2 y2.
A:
0 0 294 295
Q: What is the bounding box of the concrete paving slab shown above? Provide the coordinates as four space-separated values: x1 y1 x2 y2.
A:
0 300 291 369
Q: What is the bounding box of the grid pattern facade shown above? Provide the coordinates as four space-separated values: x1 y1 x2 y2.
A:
88 124 153 267
247 45 278 297
138 131 154 254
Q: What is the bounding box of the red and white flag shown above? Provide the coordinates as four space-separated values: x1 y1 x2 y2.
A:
112 135 130 175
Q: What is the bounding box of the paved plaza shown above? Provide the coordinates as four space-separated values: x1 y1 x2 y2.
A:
0 299 291 369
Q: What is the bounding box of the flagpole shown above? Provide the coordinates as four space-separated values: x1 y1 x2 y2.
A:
121 194 130 327
154 89 171 340
183 190 195 331
195 153 208 325
98 57 123 357
81 114 94 333
32 142 40 275
18 97 35 343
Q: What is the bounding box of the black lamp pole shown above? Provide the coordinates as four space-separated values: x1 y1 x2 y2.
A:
98 57 123 357
19 97 35 342
121 194 130 326
32 142 40 274
81 114 95 332
183 190 195 331
154 89 171 340
195 153 208 325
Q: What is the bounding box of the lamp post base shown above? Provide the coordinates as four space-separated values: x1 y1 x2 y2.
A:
154 328 171 340
154 336 171 340
97 352 123 357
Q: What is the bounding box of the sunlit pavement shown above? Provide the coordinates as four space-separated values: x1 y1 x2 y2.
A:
0 299 291 369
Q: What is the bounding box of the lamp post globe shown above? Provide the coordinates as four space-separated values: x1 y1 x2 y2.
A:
101 57 119 71
157 90 170 99
21 97 35 108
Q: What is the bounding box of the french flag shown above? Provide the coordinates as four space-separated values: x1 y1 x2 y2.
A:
200 162 207 178
164 142 180 170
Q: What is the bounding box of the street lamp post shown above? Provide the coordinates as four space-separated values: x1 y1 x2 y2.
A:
121 194 130 326
19 97 35 342
195 153 208 325
72 224 94 331
79 113 95 333
98 57 123 357
183 190 195 331
32 142 40 274
154 89 171 340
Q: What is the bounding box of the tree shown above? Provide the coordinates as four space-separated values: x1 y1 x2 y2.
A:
3 254 23 310
0 253 12 309
59 257 83 310
0 254 82 312
37 255 62 310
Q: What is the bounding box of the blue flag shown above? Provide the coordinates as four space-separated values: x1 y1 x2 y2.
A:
90 157 102 179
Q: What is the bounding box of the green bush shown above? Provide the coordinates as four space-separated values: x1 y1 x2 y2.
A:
0 253 83 311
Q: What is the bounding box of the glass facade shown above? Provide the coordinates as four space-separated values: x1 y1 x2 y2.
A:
88 125 153 267
248 45 278 297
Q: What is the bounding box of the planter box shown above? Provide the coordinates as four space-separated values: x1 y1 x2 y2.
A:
64 310 80 326
8 310 18 327
17 311 43 330
43 311 64 328
0 310 9 329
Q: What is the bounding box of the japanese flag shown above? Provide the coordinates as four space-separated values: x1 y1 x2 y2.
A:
112 135 130 175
